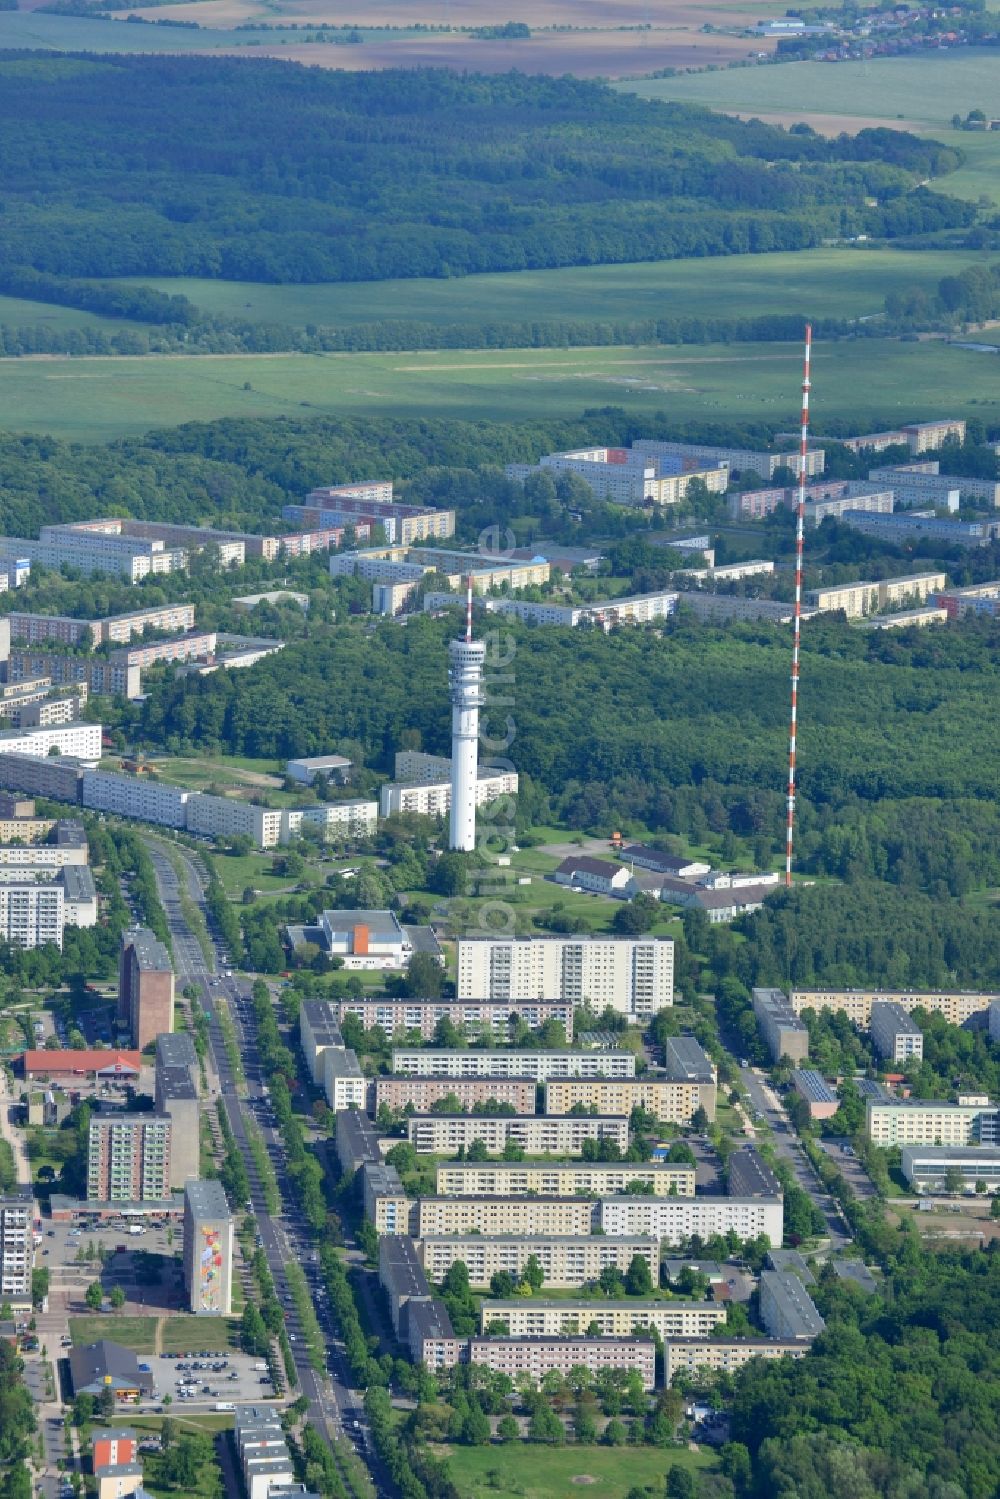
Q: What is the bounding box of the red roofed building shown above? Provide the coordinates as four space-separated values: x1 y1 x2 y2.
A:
20 1050 141 1081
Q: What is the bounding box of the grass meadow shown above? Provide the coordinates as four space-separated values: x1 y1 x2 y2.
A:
3 337 998 443
442 1444 718 1499
106 246 989 331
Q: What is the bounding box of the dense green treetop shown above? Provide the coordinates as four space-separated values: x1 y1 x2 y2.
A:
0 55 967 284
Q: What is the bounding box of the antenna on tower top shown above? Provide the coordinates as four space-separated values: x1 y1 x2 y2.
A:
465 575 473 644
785 323 812 890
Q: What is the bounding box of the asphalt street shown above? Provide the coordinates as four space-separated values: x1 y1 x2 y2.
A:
739 1064 852 1251
143 837 392 1495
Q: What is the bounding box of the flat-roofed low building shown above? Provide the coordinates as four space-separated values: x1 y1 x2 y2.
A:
362 1162 415 1235
406 1112 629 1157
544 1076 715 1126
791 1069 839 1120
600 1195 783 1248
417 1195 595 1239
727 1146 782 1199
868 1099 1000 1148
374 1075 537 1117
417 1234 658 1288
390 1047 634 1081
479 1298 726 1340
468 1335 657 1390
662 1337 811 1386
299 1000 344 1087
900 1145 1000 1193
406 1297 462 1370
792 989 999 1027
333 996 575 1042
155 1031 198 1092
758 1269 825 1340
323 1047 366 1112
378 1233 431 1336
334 1107 382 1177
869 1001 923 1063
435 1161 694 1199
753 987 809 1064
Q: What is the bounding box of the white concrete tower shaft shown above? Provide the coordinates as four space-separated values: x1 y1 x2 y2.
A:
448 591 485 850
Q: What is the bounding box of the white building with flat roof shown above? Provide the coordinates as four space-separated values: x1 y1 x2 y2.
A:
184 794 284 849
599 1194 784 1247
867 1099 999 1148
0 720 101 765
456 935 674 1018
82 770 190 829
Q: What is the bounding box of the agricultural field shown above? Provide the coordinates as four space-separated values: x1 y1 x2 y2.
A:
0 4 774 74
618 52 1000 205
442 1443 718 1499
109 246 989 334
3 337 998 444
0 293 143 335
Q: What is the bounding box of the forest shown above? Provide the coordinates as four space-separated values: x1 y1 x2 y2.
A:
0 56 969 289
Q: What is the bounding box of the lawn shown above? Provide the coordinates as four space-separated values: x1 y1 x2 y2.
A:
159 1315 238 1353
209 851 302 899
68 1315 158 1352
5 337 1000 444
108 246 984 331
442 1443 717 1499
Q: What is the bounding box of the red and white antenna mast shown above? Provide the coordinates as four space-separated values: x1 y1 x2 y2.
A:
465 574 474 644
785 323 812 889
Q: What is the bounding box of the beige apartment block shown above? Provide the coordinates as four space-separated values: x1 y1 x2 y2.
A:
792 989 998 1027
467 1335 656 1391
480 1299 727 1340
435 1162 695 1199
662 1337 810 1386
544 1076 715 1125
417 1233 659 1288
406 1113 629 1156
373 1075 537 1116
415 1196 595 1238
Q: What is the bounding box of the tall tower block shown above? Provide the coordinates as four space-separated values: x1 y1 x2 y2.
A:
449 581 485 852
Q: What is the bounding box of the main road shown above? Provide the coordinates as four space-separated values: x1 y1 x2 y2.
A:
143 836 392 1496
739 1064 852 1252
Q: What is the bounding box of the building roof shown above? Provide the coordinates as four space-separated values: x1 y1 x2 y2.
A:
69 1341 154 1396
694 883 775 912
792 1070 838 1104
406 1297 457 1342
401 924 443 957
287 755 352 771
852 1078 889 1101
831 1260 879 1295
662 1259 725 1281
321 909 404 941
422 1233 659 1247
760 1270 825 1338
155 1063 196 1101
300 1000 344 1046
21 1049 141 1076
663 1036 715 1084
123 928 172 973
54 820 87 846
554 856 627 880
61 865 96 902
184 1178 231 1219
870 1001 923 1035
765 1248 816 1284
379 1235 431 1301
363 1162 404 1196
325 1048 363 1080
622 845 698 873
155 1032 197 1071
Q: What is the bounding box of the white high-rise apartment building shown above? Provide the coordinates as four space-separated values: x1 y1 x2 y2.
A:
456 936 674 1018
0 721 101 764
0 877 64 949
82 770 191 829
0 1190 33 1309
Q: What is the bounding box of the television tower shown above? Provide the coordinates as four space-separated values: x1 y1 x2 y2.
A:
449 577 485 852
785 323 812 888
